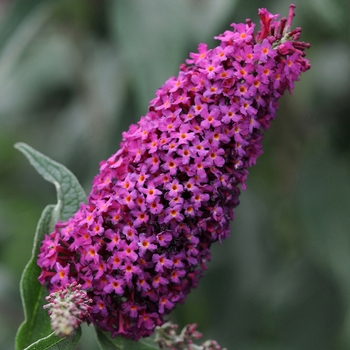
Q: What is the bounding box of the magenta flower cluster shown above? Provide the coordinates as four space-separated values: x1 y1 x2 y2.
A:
38 5 310 340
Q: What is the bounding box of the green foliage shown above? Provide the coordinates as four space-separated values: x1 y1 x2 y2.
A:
95 329 158 350
14 143 86 226
14 143 86 349
23 328 81 350
15 205 55 350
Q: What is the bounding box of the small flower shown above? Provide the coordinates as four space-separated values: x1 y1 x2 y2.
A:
152 254 173 272
156 231 173 247
254 38 277 62
140 182 162 203
165 179 184 198
119 240 139 262
108 250 123 269
51 262 70 286
138 235 157 256
104 276 125 295
121 260 142 284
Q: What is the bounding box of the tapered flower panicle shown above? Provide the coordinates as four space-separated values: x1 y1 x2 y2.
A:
38 5 310 340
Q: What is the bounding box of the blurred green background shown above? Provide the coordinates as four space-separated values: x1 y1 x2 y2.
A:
0 0 349 349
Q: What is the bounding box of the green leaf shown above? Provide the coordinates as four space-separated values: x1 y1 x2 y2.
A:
24 327 82 350
95 328 159 350
15 143 87 349
14 142 86 229
15 203 85 349
15 205 55 350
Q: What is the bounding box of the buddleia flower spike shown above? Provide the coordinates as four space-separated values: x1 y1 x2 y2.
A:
38 4 310 340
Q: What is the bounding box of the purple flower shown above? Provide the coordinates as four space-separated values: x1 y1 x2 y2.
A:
138 235 157 256
51 262 70 286
38 5 310 340
104 276 125 295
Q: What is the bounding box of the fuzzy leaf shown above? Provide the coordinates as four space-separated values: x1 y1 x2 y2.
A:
15 205 55 349
95 328 159 350
23 327 82 350
14 142 86 228
15 143 87 349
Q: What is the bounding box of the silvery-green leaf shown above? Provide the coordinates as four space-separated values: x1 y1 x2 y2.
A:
15 143 86 349
23 327 81 350
15 205 55 350
14 142 86 230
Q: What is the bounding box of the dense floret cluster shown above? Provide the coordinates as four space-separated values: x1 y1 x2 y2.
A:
38 5 310 340
44 282 92 337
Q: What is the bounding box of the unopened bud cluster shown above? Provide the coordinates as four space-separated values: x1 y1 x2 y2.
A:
44 282 92 337
155 322 225 350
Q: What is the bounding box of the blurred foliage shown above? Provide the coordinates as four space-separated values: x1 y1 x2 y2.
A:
0 0 349 349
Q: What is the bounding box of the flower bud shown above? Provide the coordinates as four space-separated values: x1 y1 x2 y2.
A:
44 282 92 337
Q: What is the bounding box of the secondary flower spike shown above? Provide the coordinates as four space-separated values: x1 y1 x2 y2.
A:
44 282 92 337
38 5 310 340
